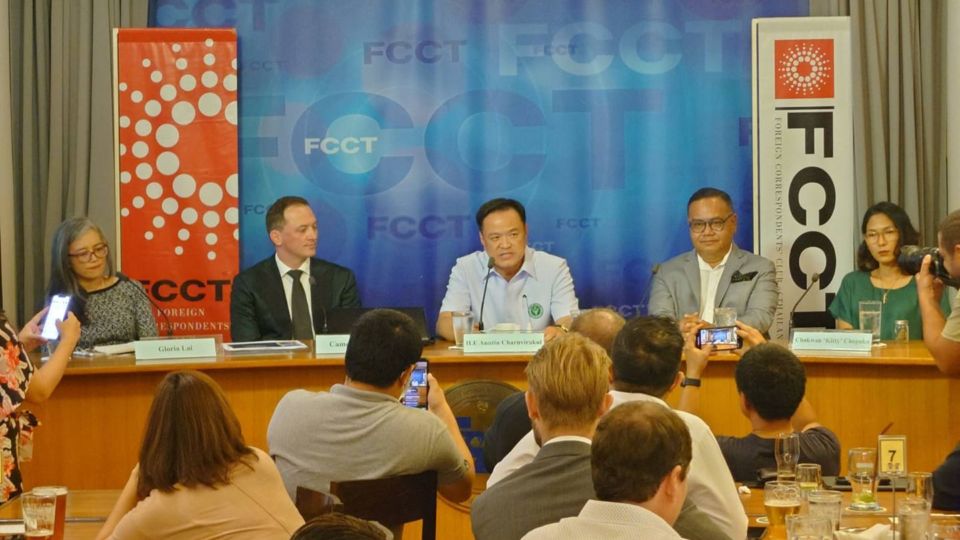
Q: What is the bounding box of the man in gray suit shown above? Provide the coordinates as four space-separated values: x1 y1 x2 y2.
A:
649 187 779 334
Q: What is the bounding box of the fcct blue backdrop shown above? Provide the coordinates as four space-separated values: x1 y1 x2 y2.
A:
151 0 807 327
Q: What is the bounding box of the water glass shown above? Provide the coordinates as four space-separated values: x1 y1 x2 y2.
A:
848 447 878 510
807 490 843 531
898 497 931 540
451 311 473 348
796 463 822 495
22 490 56 538
33 486 67 540
858 300 882 343
906 471 934 507
764 481 803 538
714 307 737 326
929 520 960 539
775 432 800 481
785 514 832 540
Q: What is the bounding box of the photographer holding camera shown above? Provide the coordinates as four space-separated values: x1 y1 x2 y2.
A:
915 209 960 376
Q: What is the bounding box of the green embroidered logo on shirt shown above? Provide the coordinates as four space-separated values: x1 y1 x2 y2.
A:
529 303 544 319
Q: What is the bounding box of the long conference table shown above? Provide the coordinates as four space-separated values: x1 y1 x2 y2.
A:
18 340 960 539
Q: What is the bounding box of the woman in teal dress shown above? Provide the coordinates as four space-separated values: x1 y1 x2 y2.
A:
830 202 952 339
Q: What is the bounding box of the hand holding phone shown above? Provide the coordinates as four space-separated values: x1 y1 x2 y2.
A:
695 326 743 351
402 359 429 408
40 295 72 341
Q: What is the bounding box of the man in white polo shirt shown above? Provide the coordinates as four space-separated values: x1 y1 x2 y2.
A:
437 198 578 342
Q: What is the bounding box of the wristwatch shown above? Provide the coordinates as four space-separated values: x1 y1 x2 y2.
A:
681 377 701 388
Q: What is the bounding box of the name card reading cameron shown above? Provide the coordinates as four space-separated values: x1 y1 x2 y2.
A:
463 332 544 354
315 335 350 355
135 338 218 362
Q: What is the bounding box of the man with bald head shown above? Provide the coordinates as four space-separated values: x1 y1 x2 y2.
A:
482 308 626 471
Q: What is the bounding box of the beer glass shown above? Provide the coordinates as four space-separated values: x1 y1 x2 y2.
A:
33 486 67 540
765 481 802 539
21 491 56 538
775 432 800 481
847 447 878 510
796 463 821 496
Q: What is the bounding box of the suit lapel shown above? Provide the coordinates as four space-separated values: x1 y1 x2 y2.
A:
311 259 331 314
715 245 745 305
683 251 701 310
263 260 292 334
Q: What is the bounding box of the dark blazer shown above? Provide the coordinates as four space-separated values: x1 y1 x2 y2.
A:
230 255 360 341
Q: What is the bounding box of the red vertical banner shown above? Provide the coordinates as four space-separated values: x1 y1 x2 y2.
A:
114 29 238 339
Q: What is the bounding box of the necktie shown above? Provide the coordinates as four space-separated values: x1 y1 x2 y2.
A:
287 269 313 340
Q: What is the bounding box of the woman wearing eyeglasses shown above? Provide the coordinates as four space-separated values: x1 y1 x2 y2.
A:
46 218 158 349
829 202 952 339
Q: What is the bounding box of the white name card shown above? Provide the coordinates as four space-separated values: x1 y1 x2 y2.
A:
135 338 218 362
790 330 873 352
463 332 544 354
315 334 350 354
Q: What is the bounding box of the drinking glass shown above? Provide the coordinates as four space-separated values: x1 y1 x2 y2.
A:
764 481 803 539
929 520 960 539
796 463 822 496
714 307 737 326
33 486 67 540
450 311 473 349
775 433 800 482
906 471 934 507
785 514 832 540
847 447 878 510
898 497 931 540
21 491 56 538
807 490 844 531
858 300 882 343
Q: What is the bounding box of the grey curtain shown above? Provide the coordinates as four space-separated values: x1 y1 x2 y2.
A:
810 0 948 244
8 0 148 322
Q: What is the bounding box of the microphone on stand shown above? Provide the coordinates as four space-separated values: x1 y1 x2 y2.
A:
639 263 661 314
118 273 173 337
789 272 821 331
308 275 327 334
522 294 532 331
477 257 495 332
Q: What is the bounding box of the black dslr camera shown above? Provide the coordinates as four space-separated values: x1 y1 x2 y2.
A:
898 246 960 288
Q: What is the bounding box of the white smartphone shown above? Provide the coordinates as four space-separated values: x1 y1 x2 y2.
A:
41 295 72 340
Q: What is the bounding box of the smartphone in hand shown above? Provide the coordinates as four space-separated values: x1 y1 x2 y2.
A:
401 359 429 409
40 295 72 341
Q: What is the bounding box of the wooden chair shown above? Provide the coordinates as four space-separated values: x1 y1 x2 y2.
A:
330 470 438 540
295 486 344 521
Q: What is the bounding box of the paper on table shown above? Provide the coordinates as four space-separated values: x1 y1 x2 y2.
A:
0 523 25 533
835 524 892 540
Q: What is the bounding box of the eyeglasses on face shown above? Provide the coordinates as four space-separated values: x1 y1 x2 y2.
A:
864 228 898 243
688 214 734 234
69 243 109 262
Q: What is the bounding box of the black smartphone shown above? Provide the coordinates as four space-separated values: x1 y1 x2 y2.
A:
402 359 429 408
695 326 742 351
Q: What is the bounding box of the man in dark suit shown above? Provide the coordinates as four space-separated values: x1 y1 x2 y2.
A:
230 196 360 341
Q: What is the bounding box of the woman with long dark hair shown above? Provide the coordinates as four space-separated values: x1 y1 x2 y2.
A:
829 202 952 339
46 217 157 348
96 371 304 539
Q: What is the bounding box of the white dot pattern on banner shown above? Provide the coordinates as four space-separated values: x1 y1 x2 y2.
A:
135 163 152 180
205 38 214 47
172 43 181 53
179 74 197 91
231 58 237 69
205 233 217 245
119 116 130 128
119 82 128 91
178 228 190 241
175 246 183 255
203 211 220 228
121 208 129 217
150 70 162 83
160 84 177 101
175 58 187 70
119 144 127 156
132 141 149 158
156 124 179 148
121 171 132 183
207 251 216 261
199 183 224 206
225 101 237 125
141 58 151 68
144 100 161 117
145 231 154 240
202 71 218 88
153 216 165 228
198 93 222 117
156 152 179 175
181 208 198 225
146 182 163 199
133 196 145 209
203 53 215 66
225 174 238 197
173 174 196 197
233 229 239 240
223 74 237 92
131 91 143 103
171 102 195 125
135 120 152 136
162 198 179 215
225 207 239 224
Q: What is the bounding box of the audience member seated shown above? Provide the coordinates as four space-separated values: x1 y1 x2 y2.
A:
481 308 625 470
46 217 157 348
830 202 951 339
711 342 840 483
268 309 474 502
489 316 746 540
96 371 304 539
522 401 693 540
291 513 391 540
471 333 613 540
0 309 79 503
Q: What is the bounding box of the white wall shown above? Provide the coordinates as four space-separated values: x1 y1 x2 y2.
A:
948 0 960 211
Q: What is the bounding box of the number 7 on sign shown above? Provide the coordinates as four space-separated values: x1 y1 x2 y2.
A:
878 435 907 477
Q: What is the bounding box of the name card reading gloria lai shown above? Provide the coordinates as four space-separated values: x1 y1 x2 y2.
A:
135 338 218 362
790 330 873 352
464 332 544 354
315 335 350 355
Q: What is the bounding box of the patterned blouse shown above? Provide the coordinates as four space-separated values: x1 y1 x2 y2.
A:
0 315 38 503
78 278 158 349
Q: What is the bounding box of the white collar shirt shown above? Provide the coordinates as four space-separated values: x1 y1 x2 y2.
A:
697 247 732 323
275 255 314 334
522 500 686 540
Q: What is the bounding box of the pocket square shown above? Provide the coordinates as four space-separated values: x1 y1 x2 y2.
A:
730 271 757 283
